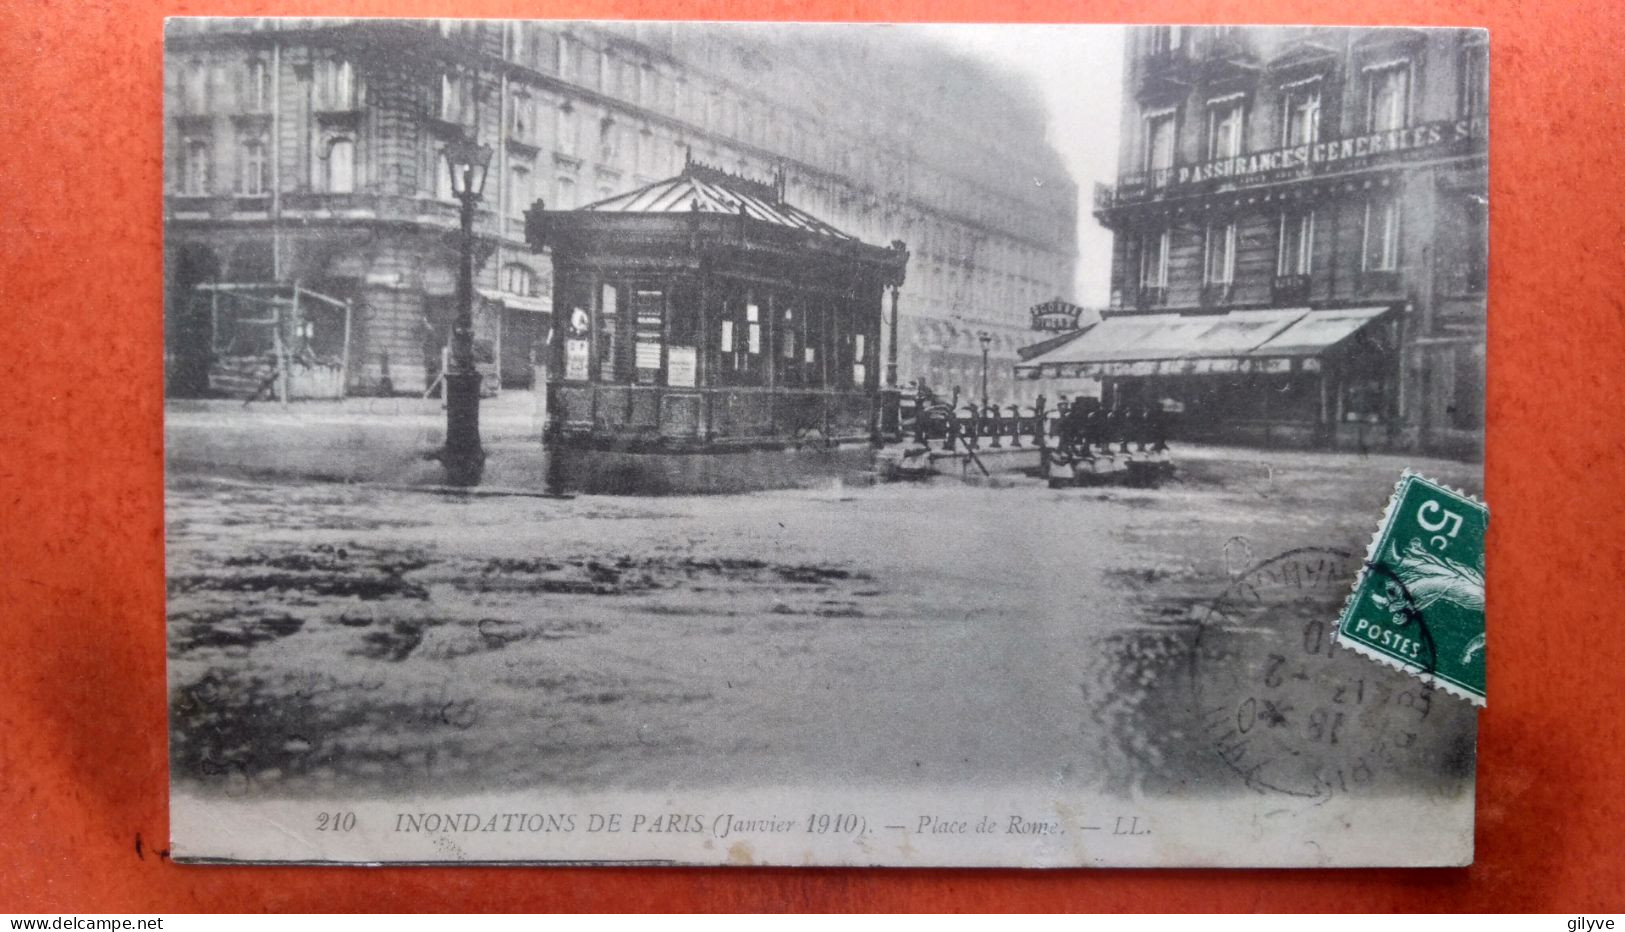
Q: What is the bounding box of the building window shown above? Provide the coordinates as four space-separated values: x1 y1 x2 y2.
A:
1363 197 1402 271
509 164 530 217
325 137 355 193
439 72 474 124
554 174 575 209
510 91 531 140
182 138 210 195
1460 40 1489 117
1366 62 1411 132
1204 221 1236 284
238 137 268 196
1207 96 1245 159
315 58 355 111
639 127 656 174
673 77 689 120
1280 78 1321 147
502 263 534 296
708 90 723 130
1462 195 1488 288
1139 230 1169 289
1278 209 1314 275
181 60 209 114
556 103 577 156
621 61 637 102
243 59 270 112
1143 109 1177 178
556 34 573 80
1148 25 1184 54
598 116 619 162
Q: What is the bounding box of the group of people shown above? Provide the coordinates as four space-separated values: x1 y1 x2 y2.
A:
1051 397 1172 457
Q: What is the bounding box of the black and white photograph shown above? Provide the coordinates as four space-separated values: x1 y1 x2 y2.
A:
163 19 1488 866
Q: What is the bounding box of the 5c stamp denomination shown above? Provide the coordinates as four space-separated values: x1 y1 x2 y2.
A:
1336 472 1488 706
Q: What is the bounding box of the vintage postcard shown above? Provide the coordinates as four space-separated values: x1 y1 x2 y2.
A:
163 19 1488 866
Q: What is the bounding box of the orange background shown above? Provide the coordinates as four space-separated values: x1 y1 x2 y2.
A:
2 0 1623 912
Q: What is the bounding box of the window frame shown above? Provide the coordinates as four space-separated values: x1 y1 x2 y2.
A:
325 136 356 194
502 263 535 297
1206 94 1246 160
509 90 531 140
182 138 211 196
1362 196 1402 272
1204 220 1237 285
1458 39 1489 117
316 58 356 111
1279 77 1322 148
1142 107 1178 175
1277 209 1315 276
555 102 577 156
508 163 531 218
1364 59 1413 133
244 59 270 113
1148 25 1184 55
182 60 209 115
1139 229 1170 289
238 136 268 196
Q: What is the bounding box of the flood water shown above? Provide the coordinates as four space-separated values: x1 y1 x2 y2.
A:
167 446 1480 802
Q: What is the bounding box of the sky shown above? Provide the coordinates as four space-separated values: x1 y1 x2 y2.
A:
911 24 1126 310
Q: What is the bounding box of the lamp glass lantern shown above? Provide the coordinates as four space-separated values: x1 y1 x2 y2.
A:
443 138 494 199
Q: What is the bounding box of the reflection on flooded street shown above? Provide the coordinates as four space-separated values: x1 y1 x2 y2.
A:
167 447 1481 802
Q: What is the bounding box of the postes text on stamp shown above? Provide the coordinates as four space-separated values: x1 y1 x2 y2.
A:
1336 472 1488 706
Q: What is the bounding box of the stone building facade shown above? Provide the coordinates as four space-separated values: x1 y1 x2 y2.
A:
1088 26 1487 455
163 19 1077 401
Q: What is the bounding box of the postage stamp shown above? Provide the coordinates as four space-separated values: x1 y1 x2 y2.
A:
1335 472 1488 706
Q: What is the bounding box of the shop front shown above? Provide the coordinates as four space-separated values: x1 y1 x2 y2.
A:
1015 306 1400 449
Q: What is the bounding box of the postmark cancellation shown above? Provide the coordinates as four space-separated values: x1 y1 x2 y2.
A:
1335 472 1488 706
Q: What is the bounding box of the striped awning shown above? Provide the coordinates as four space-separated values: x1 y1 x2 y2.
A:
1015 306 1391 379
478 289 552 314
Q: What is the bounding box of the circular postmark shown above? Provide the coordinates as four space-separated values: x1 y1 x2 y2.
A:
1185 546 1474 801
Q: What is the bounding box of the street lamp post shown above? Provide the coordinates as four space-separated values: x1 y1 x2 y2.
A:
978 331 993 407
441 137 494 486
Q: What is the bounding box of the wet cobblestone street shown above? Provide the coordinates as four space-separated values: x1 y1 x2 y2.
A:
167 446 1481 802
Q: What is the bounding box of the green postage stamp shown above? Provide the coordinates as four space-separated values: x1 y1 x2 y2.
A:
1336 471 1488 706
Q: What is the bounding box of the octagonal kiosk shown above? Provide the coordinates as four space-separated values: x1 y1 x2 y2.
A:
526 159 910 494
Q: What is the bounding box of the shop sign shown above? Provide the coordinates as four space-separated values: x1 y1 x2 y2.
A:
667 346 697 388
1113 116 1487 202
